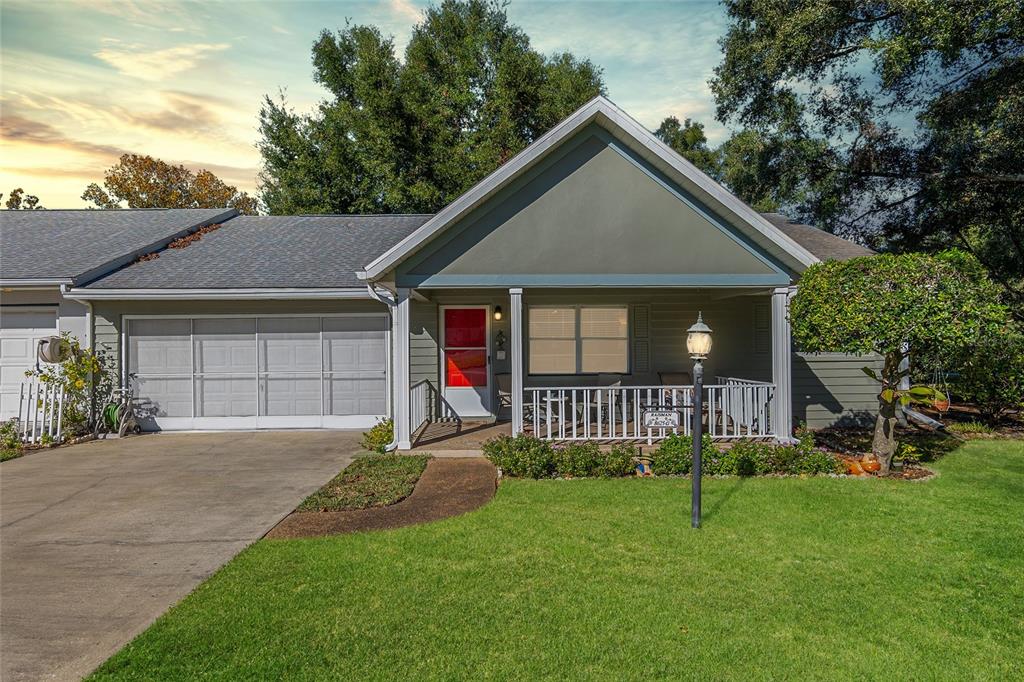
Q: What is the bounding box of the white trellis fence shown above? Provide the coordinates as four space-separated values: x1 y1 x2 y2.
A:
15 378 66 444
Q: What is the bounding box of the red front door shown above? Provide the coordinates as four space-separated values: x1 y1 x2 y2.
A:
442 307 490 416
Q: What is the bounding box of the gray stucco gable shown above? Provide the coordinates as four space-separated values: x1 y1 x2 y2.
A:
397 127 793 288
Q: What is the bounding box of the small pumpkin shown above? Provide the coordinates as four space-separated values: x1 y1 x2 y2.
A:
846 461 865 476
861 456 881 473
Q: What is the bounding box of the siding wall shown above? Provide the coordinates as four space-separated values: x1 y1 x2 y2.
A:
794 353 883 428
90 294 882 430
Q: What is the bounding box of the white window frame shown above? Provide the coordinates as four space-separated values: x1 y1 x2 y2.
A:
122 313 390 430
527 305 630 375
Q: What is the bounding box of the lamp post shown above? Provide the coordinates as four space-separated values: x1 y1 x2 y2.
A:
686 312 713 529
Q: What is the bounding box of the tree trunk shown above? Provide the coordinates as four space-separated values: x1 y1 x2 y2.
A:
872 396 898 474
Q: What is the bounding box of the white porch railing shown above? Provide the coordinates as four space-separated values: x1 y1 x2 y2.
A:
15 378 66 444
410 379 460 435
524 380 774 443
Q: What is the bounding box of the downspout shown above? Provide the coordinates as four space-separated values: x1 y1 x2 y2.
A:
366 283 400 452
62 285 97 428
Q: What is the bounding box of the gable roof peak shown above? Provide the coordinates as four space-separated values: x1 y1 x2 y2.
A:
360 97 820 281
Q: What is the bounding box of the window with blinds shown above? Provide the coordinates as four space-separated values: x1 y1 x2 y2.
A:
528 306 628 374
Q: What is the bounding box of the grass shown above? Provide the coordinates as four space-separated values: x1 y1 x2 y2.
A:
296 454 430 512
91 440 1024 680
947 420 997 435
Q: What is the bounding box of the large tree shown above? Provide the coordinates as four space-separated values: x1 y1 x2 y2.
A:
790 250 1007 473
710 1 1024 310
82 154 258 214
257 0 604 215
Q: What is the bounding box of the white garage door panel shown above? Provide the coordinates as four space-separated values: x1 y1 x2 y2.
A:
262 376 321 416
134 377 191 418
129 319 191 374
129 315 387 430
0 309 58 420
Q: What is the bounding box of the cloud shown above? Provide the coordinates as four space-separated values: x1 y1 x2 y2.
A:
389 0 423 23
0 114 127 158
272 25 291 35
94 40 230 81
114 92 221 131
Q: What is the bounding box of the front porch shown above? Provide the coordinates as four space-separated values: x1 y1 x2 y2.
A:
393 286 795 450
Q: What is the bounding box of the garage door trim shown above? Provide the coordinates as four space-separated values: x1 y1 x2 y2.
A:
123 313 390 431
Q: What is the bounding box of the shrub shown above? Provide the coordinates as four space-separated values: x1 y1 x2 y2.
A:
894 442 922 465
947 420 995 435
793 448 846 475
360 418 394 453
553 442 602 478
1 419 21 451
25 333 115 435
597 443 639 478
483 434 554 478
717 441 771 476
947 326 1024 423
650 433 718 475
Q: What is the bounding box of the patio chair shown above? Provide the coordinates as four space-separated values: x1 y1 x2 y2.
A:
497 373 536 424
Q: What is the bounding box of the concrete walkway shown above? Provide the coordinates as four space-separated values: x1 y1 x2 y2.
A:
0 431 358 682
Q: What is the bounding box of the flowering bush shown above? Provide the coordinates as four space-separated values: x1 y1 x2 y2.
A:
25 334 114 435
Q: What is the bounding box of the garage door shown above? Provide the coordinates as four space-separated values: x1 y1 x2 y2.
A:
0 308 58 420
127 315 388 430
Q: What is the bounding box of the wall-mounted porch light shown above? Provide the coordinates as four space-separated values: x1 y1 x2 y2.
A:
493 305 503 321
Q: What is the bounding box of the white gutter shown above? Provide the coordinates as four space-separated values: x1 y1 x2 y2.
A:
1 279 73 288
63 287 374 301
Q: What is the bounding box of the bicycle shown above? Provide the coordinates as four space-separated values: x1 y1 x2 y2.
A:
99 375 142 437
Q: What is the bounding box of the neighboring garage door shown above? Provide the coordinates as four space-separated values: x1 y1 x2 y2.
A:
0 308 58 420
127 315 388 430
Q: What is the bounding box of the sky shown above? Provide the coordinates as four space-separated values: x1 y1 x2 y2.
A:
0 0 731 208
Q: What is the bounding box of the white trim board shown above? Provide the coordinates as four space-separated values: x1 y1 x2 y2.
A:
359 96 819 281
66 288 373 300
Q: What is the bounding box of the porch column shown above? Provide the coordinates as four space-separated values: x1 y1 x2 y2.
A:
394 287 412 450
771 286 795 442
510 288 524 436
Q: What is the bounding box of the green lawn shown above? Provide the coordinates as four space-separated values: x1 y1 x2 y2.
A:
297 454 430 512
92 440 1023 680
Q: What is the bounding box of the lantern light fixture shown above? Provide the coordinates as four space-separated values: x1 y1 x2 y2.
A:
686 312 713 360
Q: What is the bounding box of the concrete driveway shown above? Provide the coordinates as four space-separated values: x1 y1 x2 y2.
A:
1 431 358 682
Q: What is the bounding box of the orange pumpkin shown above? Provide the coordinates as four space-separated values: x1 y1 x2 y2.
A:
861 457 881 473
846 461 865 476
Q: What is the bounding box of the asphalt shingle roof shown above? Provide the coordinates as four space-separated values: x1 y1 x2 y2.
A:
0 208 235 283
760 212 874 262
85 214 433 289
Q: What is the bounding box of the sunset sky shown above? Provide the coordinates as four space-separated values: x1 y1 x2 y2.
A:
0 0 730 208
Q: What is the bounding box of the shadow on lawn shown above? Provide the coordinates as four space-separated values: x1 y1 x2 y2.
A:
702 476 747 522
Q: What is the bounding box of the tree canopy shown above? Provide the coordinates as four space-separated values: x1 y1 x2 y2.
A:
257 0 604 215
2 188 44 210
710 0 1024 310
82 154 258 214
790 250 1007 470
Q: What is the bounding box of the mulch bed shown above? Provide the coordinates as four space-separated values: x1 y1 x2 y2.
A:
267 457 497 539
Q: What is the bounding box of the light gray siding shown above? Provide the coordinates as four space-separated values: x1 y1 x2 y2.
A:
410 299 439 387
793 353 883 428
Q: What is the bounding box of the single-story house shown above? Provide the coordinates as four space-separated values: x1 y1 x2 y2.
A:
0 97 878 448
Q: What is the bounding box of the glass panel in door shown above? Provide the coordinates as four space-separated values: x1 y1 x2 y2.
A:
442 307 490 417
